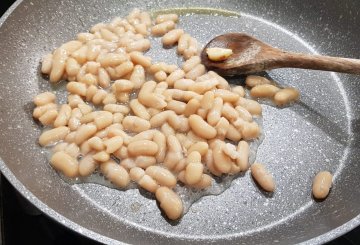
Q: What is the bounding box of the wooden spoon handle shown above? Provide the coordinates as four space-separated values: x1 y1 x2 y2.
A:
278 52 360 74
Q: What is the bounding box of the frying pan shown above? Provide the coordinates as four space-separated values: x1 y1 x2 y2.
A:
0 0 359 244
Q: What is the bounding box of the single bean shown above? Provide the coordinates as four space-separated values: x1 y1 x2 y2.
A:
50 47 68 82
188 114 217 139
135 156 156 169
183 37 198 59
88 136 105 151
104 104 130 114
215 117 229 140
161 123 175 137
100 160 130 188
184 99 201 117
185 64 206 80
274 88 300 106
154 71 167 82
207 97 223 126
200 91 215 110
156 14 178 24
206 47 233 61
204 149 222 176
130 64 146 89
39 126 70 146
208 71 230 90
245 75 271 88
66 82 87 96
79 154 97 177
236 97 262 116
177 33 190 54
93 151 110 162
138 174 159 193
166 100 186 115
122 116 151 133
212 140 233 174
166 69 185 86
222 103 239 122
71 45 87 65
151 20 176 36
104 136 123 153
182 56 201 73
75 124 97 145
92 90 107 105
126 39 151 52
114 79 134 92
86 44 102 62
235 105 253 122
250 84 280 98
312 171 333 199
236 141 249 171
173 79 195 90
129 52 152 68
130 99 151 120
153 131 167 163
85 85 98 101
39 109 58 126
77 32 95 42
189 79 218 95
232 86 245 97
50 151 79 177
155 187 183 220
162 29 184 46
41 53 53 74
34 92 56 107
251 163 275 192
129 167 145 182
128 140 158 156
115 61 134 78
146 166 177 188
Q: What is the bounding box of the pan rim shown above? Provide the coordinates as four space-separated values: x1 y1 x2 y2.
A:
0 0 359 244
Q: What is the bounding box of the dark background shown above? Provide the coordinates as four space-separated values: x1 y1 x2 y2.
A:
0 1 359 244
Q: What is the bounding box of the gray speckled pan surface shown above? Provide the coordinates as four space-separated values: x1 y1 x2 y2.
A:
0 0 360 244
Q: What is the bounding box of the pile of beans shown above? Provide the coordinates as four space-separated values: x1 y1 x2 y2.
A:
34 9 331 220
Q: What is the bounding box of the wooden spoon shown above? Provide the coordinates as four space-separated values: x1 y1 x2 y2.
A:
201 33 360 76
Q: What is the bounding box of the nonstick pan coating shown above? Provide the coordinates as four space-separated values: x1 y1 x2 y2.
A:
0 0 359 244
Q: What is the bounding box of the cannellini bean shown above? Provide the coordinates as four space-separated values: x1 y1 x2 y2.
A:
80 140 91 155
66 82 87 96
88 136 105 151
151 20 176 36
115 61 134 78
94 111 113 130
68 94 85 108
184 99 201 117
80 111 99 124
183 37 198 59
53 142 68 153
134 23 148 35
86 44 101 61
140 12 152 26
146 166 177 188
33 103 57 119
64 143 80 158
104 104 129 114
154 71 167 82
154 82 168 95
166 100 186 115
39 109 58 126
189 115 217 139
250 84 280 98
122 116 151 133
78 103 92 115
85 85 97 101
93 151 110 162
120 158 135 170
85 61 100 75
204 149 222 176
92 90 107 105
185 64 206 80
79 154 97 177
80 71 98 85
103 93 117 105
114 79 134 92
235 105 253 122
236 97 262 116
153 131 167 163
200 91 215 110
312 171 333 199
214 89 239 103
130 99 151 120
185 162 204 185
189 79 218 94
156 13 178 24
173 79 195 90
100 160 130 188
138 174 159 193
251 163 275 192
126 39 151 52
177 33 190 54
71 45 87 65
77 32 95 42
54 104 72 127
187 130 207 143
245 75 271 88
129 167 145 182
182 56 201 73
39 126 70 146
115 92 130 103
208 71 229 90
225 123 242 141
50 151 79 177
68 108 82 131
98 53 127 67
127 140 158 156
41 53 53 74
155 187 183 220
207 97 223 126
274 88 300 106
179 171 212 189
61 41 83 54
235 120 260 140
162 29 184 46
50 47 68 82
163 135 183 169
75 124 97 145
161 123 175 137
98 68 111 88
222 103 239 122
135 156 156 168
104 136 123 153
212 140 233 173
214 117 229 139
166 69 185 86
176 133 193 149
130 64 146 89
206 47 233 61
232 86 245 97
129 52 152 68
34 92 56 107
223 143 239 160
236 141 249 171
100 28 118 42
